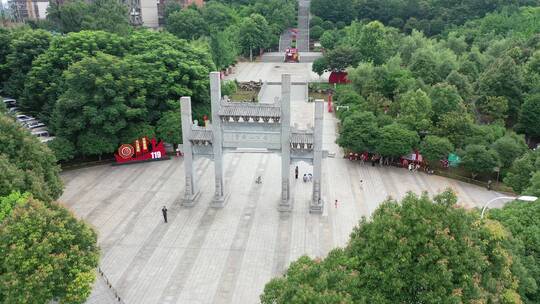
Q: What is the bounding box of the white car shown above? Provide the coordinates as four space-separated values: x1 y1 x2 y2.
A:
8 107 19 114
2 98 16 108
16 114 35 122
32 130 50 138
24 120 46 129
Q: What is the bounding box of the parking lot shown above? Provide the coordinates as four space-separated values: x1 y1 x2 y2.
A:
2 96 55 143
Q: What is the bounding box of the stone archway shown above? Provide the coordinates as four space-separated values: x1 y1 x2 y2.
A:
180 72 325 213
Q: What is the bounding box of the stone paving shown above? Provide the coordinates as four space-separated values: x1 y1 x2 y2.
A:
68 64 505 304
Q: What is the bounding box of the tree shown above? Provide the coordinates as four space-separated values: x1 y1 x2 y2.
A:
310 25 324 40
346 21 396 65
156 111 181 145
319 29 340 50
337 111 379 153
311 0 356 24
460 144 500 178
46 0 89 33
0 191 29 222
504 150 540 194
2 29 51 98
477 96 509 124
22 30 127 118
209 29 238 70
0 28 11 85
262 190 532 303
0 197 99 304
490 199 540 303
420 135 454 164
436 111 475 149
525 172 540 197
491 132 528 169
47 137 76 162
0 114 62 202
429 83 465 122
312 57 327 76
478 56 524 122
82 0 130 34
395 89 432 132
238 14 270 60
51 53 146 157
202 1 236 31
166 8 208 40
47 0 130 34
376 123 419 157
517 94 540 138
325 45 360 71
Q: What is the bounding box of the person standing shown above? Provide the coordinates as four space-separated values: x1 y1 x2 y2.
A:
334 199 338 208
162 206 168 223
295 166 299 179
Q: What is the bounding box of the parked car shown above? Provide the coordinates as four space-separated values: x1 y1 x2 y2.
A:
39 136 55 143
32 130 50 137
7 107 19 114
16 114 35 122
2 97 17 108
24 120 46 129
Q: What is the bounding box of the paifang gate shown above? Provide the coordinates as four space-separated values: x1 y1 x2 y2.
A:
180 72 325 213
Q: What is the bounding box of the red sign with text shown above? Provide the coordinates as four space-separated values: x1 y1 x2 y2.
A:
114 137 168 164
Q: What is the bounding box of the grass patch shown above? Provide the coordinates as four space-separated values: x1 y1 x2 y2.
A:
230 89 259 102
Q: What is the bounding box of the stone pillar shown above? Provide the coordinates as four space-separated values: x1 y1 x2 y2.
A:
310 99 324 213
210 72 226 208
181 96 199 206
279 74 292 211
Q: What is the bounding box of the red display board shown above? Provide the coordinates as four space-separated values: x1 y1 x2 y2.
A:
114 137 169 164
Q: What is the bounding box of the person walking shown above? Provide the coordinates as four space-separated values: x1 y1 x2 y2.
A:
295 166 299 179
161 206 168 223
334 199 338 208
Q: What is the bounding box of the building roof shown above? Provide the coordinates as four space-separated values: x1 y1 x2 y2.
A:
219 103 281 118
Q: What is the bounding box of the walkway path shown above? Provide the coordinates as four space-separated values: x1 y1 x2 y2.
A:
296 0 310 52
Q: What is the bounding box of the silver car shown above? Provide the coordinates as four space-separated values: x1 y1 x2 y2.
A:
24 120 46 129
16 114 35 122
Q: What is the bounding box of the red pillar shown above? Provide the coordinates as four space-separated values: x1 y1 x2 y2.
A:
328 94 333 113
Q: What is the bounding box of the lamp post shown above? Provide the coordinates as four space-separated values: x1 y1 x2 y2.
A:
480 195 538 219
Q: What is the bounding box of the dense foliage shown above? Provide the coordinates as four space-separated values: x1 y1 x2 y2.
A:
164 0 296 67
322 7 539 183
0 114 99 303
311 0 539 36
46 0 130 34
0 115 62 202
0 197 99 304
490 200 540 303
261 191 536 303
0 29 215 160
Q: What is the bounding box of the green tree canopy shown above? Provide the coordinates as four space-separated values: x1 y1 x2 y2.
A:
238 14 270 58
490 199 540 303
337 111 379 153
0 115 62 202
262 190 533 303
166 8 209 40
517 93 540 138
47 0 130 34
504 149 540 194
491 132 528 169
376 123 419 157
0 197 99 304
460 144 501 178
395 89 432 132
2 29 51 98
429 83 465 122
22 30 127 117
420 135 454 164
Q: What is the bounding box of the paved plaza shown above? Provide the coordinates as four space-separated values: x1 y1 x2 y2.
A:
66 62 504 304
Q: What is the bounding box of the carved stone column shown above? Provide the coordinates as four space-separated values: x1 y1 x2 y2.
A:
210 72 227 207
181 96 199 206
279 74 292 211
310 99 324 213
